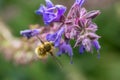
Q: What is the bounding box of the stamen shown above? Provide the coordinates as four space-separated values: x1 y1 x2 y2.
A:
70 56 73 64
97 50 100 59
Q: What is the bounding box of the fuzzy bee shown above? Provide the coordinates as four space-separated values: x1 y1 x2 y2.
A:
35 41 54 59
35 36 62 69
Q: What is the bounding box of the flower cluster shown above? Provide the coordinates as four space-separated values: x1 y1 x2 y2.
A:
20 0 101 63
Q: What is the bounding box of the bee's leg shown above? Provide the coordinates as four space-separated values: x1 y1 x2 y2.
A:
36 35 44 44
49 52 63 69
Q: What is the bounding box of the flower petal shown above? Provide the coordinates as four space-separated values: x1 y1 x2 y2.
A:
46 33 57 41
43 12 56 24
92 40 101 50
85 10 101 19
36 5 46 15
54 27 64 47
57 42 73 63
87 33 100 40
75 0 85 7
55 5 66 18
45 0 54 8
79 45 85 54
46 27 64 47
82 38 92 52
80 8 87 18
57 42 73 57
20 29 40 39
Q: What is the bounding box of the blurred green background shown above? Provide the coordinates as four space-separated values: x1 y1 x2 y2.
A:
0 0 120 80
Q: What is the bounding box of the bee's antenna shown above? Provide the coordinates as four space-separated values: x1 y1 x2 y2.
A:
36 35 44 44
50 52 63 70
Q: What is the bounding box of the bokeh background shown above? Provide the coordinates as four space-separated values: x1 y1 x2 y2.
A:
0 0 120 80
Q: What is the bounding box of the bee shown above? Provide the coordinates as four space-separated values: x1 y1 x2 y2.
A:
35 41 54 59
35 36 62 69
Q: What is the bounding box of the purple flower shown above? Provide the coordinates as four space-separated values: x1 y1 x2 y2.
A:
57 42 73 56
46 27 65 47
79 44 85 54
73 18 101 54
92 40 101 58
92 40 101 50
78 38 101 57
36 0 66 25
75 0 85 7
75 32 100 52
36 0 54 15
20 29 40 39
57 42 73 63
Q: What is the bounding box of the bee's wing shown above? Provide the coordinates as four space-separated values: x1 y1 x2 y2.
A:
49 52 63 70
